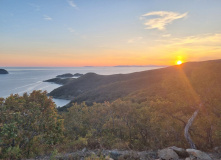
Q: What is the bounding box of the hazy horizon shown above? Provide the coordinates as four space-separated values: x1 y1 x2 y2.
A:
0 64 168 68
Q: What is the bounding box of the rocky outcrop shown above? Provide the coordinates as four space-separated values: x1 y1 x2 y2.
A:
157 147 215 160
169 146 189 158
28 149 158 160
0 69 8 74
24 147 221 160
186 149 212 160
213 146 221 153
158 148 179 160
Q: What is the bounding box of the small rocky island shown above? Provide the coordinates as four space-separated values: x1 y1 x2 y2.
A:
44 77 74 85
0 69 8 74
44 73 83 85
56 73 84 78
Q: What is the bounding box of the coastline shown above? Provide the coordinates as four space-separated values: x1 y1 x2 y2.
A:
0 66 162 107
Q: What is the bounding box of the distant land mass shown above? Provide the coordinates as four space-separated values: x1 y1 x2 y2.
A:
82 65 167 67
56 73 84 78
0 69 8 74
48 59 221 111
44 73 84 85
44 78 74 85
114 65 168 67
56 73 74 78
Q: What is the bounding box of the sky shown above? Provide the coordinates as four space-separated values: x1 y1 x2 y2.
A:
0 0 221 67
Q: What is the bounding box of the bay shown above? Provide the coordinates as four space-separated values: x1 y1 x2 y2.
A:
0 66 162 107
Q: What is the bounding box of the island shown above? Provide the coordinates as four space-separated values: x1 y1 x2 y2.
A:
44 73 84 85
0 69 8 74
43 77 74 85
56 73 83 78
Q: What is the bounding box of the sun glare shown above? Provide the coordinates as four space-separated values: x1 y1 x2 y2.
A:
176 60 183 65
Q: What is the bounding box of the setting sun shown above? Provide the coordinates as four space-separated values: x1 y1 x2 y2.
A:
176 60 183 65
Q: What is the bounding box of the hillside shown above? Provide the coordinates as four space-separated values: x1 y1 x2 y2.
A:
1 60 221 158
49 59 221 108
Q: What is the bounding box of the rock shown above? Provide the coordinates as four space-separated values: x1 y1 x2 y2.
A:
140 151 158 159
158 148 179 160
213 146 221 153
105 156 114 160
109 150 122 160
186 149 212 160
82 147 87 153
0 69 8 74
169 146 189 158
119 151 140 160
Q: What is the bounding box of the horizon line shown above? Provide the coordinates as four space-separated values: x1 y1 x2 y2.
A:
0 65 169 68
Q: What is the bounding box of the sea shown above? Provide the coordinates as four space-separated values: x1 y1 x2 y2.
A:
0 67 162 107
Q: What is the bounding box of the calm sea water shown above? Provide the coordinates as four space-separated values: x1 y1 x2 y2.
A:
0 67 162 107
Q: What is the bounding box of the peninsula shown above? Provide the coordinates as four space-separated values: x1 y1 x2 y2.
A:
48 59 221 111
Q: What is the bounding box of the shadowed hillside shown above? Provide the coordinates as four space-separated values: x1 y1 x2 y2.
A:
49 59 221 110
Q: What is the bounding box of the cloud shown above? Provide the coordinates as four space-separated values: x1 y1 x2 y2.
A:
128 37 143 43
162 34 171 37
68 27 75 33
140 11 187 30
170 34 221 46
156 33 221 57
44 15 52 21
67 0 77 8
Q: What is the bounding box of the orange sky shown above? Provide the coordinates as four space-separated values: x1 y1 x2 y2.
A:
1 1 221 67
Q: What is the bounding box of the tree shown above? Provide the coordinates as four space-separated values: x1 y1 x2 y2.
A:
0 91 64 159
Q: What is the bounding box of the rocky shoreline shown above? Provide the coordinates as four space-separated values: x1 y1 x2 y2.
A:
26 147 221 160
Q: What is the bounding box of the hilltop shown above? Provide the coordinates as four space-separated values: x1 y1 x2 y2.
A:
49 59 221 109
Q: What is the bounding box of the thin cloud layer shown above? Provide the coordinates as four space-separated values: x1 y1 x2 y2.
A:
141 11 187 30
67 0 77 8
170 33 221 47
43 15 52 21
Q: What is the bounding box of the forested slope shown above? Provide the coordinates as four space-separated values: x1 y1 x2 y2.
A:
50 59 221 108
59 59 221 150
1 60 221 159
